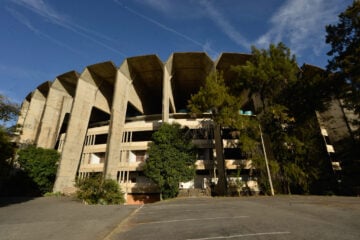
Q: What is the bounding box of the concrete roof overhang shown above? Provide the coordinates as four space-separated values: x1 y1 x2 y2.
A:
54 71 80 97
301 64 325 74
168 52 214 109
25 92 32 102
126 54 164 114
126 54 163 92
36 81 51 98
56 71 80 85
215 53 251 85
86 61 117 85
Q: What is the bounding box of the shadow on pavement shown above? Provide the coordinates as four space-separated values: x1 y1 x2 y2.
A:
0 197 35 207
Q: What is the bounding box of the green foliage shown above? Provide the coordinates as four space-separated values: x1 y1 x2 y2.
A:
0 94 19 122
231 43 333 195
188 71 243 127
76 174 125 205
17 145 60 194
143 123 196 199
0 127 17 193
0 126 15 163
326 1 360 116
231 43 299 110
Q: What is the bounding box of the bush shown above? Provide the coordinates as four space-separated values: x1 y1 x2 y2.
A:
76 174 125 205
17 145 60 194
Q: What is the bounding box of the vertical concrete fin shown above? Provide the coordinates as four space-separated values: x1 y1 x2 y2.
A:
104 69 132 179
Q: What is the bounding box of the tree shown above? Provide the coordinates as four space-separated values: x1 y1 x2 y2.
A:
17 145 60 194
232 43 332 195
143 123 196 199
0 94 19 195
188 71 244 195
326 1 360 195
0 94 19 123
326 1 360 114
231 43 298 111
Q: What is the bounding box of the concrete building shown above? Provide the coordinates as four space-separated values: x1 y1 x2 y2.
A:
17 52 352 202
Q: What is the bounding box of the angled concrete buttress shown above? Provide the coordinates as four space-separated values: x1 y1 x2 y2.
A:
104 60 133 179
16 94 31 135
53 63 113 193
36 71 78 148
19 82 50 144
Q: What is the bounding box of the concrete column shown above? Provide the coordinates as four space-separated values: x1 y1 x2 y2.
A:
19 89 47 144
36 80 73 148
162 67 172 122
53 76 98 193
104 70 132 179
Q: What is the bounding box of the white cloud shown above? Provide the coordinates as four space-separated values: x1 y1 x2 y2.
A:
198 0 250 50
113 0 218 56
256 0 347 57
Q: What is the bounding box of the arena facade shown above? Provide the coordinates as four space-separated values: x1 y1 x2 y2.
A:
16 52 345 203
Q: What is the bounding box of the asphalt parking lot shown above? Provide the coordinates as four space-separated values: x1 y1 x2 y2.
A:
1 196 359 240
106 196 360 240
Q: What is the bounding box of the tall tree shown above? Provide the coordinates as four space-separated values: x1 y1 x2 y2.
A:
326 1 360 117
232 43 330 194
143 123 196 199
326 1 360 195
188 71 243 195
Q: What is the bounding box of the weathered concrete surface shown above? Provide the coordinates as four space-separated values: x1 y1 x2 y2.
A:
0 197 139 240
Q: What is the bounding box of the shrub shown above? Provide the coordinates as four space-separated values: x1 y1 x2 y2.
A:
76 174 125 205
17 145 59 194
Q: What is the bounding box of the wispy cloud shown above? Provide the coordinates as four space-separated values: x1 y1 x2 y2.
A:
113 0 218 57
256 0 346 57
6 7 84 55
138 0 172 13
198 0 251 50
10 0 127 56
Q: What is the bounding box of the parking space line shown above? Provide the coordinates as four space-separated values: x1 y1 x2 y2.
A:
186 231 291 240
137 216 249 225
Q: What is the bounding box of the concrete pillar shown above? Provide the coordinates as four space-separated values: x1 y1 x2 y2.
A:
104 69 132 179
36 79 74 149
162 67 171 122
53 72 99 193
19 89 47 144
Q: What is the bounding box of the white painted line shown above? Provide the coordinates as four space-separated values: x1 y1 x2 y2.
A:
186 231 291 240
137 216 249 225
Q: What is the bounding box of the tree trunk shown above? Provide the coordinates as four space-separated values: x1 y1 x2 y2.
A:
214 123 227 195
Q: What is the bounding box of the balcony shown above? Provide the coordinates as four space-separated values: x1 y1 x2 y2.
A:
83 144 107 153
118 161 145 171
79 163 104 172
195 159 252 170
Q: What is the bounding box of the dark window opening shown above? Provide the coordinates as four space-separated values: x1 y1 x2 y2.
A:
222 128 240 139
126 102 143 118
132 130 155 141
224 148 242 159
88 107 110 127
94 134 108 145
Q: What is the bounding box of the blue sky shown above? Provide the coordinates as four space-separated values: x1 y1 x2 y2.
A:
0 0 353 104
